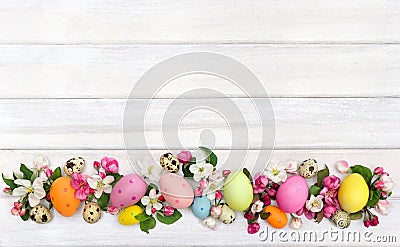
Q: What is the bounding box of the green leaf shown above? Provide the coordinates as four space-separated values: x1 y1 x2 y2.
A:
350 165 373 185
139 216 156 234
110 173 123 187
350 211 363 220
259 212 270 220
387 191 392 198
317 165 330 187
188 157 196 165
367 189 381 207
146 183 159 194
309 185 322 197
182 163 194 178
157 209 182 225
97 193 110 210
199 146 218 166
2 173 17 189
21 212 30 221
135 212 149 222
20 164 33 180
51 167 62 181
243 168 253 182
43 183 51 192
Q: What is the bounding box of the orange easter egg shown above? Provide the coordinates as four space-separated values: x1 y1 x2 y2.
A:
264 205 288 229
50 177 80 217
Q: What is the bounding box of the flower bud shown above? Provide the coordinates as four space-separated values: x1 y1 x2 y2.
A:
210 205 222 218
164 206 175 216
290 216 303 230
336 160 350 173
177 151 192 164
374 167 384 175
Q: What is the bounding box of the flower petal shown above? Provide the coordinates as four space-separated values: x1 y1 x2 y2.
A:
14 179 31 188
103 184 112 194
103 176 115 185
87 178 98 189
94 190 103 199
145 204 152 215
141 196 150 206
149 189 156 198
12 187 28 197
34 187 46 200
28 193 40 207
153 202 162 210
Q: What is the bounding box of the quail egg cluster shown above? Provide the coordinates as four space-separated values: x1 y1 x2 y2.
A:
64 157 85 176
298 159 318 178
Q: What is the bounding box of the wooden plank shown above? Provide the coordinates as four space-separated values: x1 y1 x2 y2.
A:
0 0 399 44
0 149 398 246
0 44 399 98
0 98 399 150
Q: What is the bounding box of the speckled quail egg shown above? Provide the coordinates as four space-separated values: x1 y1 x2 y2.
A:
331 210 351 229
64 157 85 176
219 204 236 224
160 153 180 173
29 204 52 224
82 202 101 224
298 159 318 178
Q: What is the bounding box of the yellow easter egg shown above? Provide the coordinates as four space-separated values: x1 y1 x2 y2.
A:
338 173 369 213
223 171 253 211
118 205 143 226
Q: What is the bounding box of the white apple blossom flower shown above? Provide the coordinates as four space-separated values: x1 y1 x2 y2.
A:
202 171 224 200
12 178 46 207
265 162 287 183
87 175 114 198
306 195 324 213
33 156 50 171
137 156 162 182
141 189 163 216
203 216 217 230
251 200 264 214
189 160 214 182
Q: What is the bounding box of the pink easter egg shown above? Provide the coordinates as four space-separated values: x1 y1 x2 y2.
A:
160 173 194 209
110 174 147 208
276 175 308 213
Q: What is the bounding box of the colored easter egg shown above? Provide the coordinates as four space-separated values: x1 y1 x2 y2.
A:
338 173 369 213
276 175 308 213
191 196 211 219
50 177 80 217
110 174 147 208
118 205 143 226
223 172 253 211
160 173 194 209
264 205 288 229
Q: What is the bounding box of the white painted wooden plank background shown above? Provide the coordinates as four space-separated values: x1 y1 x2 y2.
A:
0 45 399 98
0 0 399 246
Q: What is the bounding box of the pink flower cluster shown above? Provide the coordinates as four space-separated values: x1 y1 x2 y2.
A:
320 175 341 218
11 202 26 217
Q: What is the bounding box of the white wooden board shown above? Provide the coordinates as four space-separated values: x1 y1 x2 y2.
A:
0 98 399 149
0 45 399 98
0 0 399 44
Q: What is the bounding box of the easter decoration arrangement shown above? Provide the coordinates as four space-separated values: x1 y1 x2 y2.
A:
2 148 395 234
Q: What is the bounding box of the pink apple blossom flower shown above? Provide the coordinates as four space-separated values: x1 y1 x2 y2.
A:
11 202 26 216
323 205 337 218
290 216 303 230
45 168 53 178
252 173 269 194
376 200 390 215
323 175 341 190
177 151 192 164
262 194 271 206
101 157 119 174
244 211 255 220
194 187 203 197
199 179 209 189
107 205 119 215
374 167 384 175
375 180 385 190
267 188 277 198
336 160 349 173
285 160 298 174
211 205 222 218
3 187 12 195
70 173 90 201
93 161 100 170
164 206 175 216
215 190 223 200
379 174 394 192
304 207 316 220
222 170 231 177
247 222 260 234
